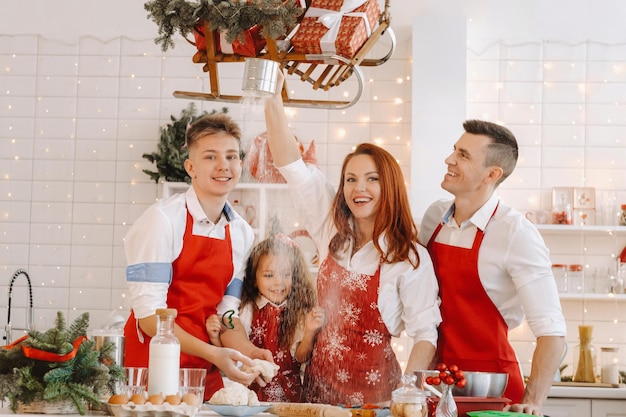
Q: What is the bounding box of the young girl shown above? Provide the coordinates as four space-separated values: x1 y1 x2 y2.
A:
207 234 325 402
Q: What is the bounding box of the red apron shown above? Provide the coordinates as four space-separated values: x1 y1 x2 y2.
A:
124 208 234 400
304 255 401 405
426 206 524 403
248 303 303 402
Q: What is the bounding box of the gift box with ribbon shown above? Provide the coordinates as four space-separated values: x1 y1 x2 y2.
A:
193 22 267 57
291 0 379 58
192 0 309 57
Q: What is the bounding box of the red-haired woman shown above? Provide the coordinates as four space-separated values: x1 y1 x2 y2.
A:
264 73 442 405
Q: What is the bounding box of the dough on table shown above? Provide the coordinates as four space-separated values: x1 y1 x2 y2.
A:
209 382 260 406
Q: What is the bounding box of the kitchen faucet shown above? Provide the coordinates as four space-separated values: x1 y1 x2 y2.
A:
4 268 35 344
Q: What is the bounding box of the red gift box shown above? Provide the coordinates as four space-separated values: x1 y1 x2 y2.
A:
193 22 266 57
291 0 379 58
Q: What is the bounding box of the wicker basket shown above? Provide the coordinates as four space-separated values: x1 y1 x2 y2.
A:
17 398 82 414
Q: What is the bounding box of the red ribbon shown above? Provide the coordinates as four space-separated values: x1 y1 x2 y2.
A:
3 335 87 363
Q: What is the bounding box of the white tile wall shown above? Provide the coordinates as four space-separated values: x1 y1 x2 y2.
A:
467 39 626 377
2 17 626 379
0 33 412 339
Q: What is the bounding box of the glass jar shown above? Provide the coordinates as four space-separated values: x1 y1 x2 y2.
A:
600 347 620 384
573 324 597 383
552 195 573 225
551 264 568 293
391 374 428 417
568 264 584 294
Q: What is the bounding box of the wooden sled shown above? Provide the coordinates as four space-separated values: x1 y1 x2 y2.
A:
173 0 396 110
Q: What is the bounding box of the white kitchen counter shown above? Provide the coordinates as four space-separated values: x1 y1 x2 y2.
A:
549 385 626 399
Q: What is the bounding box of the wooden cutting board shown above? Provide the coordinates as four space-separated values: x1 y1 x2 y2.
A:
552 381 621 388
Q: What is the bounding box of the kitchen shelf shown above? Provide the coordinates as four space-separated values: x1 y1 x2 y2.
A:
536 225 626 235
558 293 626 301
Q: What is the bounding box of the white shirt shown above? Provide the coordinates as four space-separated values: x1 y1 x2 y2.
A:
419 193 566 337
124 186 255 319
278 159 442 347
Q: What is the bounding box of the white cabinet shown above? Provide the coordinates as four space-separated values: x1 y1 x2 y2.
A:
592 399 626 416
543 398 591 417
543 398 626 417
537 225 626 301
227 183 303 242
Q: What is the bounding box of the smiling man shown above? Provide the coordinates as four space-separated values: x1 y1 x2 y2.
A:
418 120 566 416
123 113 273 400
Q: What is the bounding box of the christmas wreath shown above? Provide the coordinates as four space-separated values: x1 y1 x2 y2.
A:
144 0 306 52
0 312 125 415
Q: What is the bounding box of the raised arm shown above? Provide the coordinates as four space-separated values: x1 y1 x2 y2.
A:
264 71 302 167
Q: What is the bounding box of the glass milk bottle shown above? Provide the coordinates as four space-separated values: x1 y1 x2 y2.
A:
148 308 180 396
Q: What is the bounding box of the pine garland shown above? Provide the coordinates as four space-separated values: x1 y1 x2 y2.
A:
0 312 125 415
142 103 229 184
144 0 305 51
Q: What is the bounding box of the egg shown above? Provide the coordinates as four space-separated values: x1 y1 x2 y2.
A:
130 393 147 404
181 393 199 406
165 394 182 405
148 394 164 405
108 394 129 405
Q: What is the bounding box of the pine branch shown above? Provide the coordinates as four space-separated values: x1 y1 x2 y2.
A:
0 311 124 415
144 0 304 51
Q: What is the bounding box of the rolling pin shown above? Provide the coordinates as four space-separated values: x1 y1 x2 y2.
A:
268 403 352 417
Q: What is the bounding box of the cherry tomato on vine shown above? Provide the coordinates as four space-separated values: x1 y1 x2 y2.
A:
432 377 441 385
448 364 459 373
455 379 467 388
444 376 455 385
436 363 447 371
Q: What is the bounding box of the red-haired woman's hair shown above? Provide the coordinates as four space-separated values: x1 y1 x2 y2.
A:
329 143 421 268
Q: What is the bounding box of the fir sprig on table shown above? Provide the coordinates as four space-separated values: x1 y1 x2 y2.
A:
144 0 305 51
0 312 124 415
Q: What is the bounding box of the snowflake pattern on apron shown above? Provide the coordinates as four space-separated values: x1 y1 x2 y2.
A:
304 254 401 404
248 302 303 402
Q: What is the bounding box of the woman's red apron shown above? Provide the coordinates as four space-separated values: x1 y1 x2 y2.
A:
248 303 303 402
426 206 524 403
124 208 234 400
304 255 401 405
